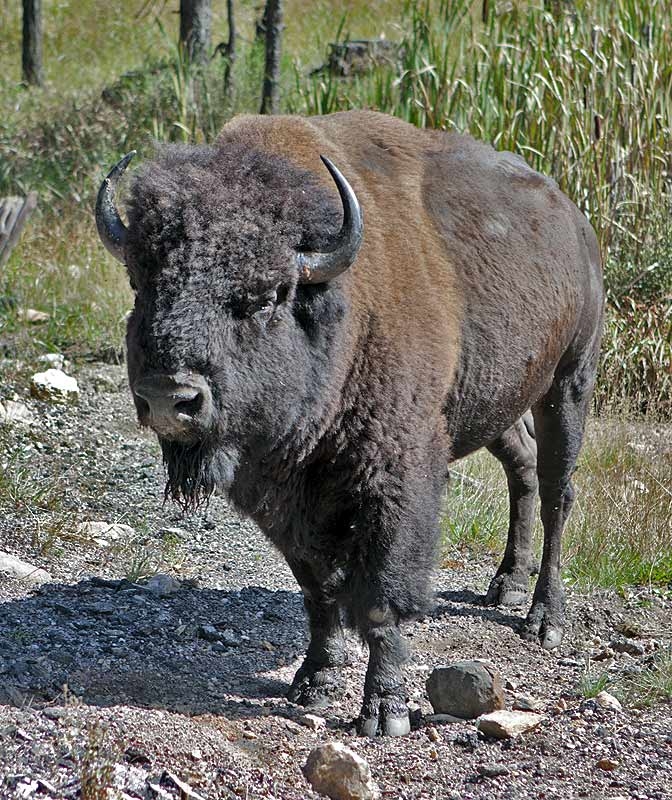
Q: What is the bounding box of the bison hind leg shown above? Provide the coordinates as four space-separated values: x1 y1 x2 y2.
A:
522 346 598 650
484 411 539 607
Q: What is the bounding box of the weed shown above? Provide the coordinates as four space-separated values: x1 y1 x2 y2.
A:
78 722 118 800
623 648 672 707
441 456 509 558
579 666 610 699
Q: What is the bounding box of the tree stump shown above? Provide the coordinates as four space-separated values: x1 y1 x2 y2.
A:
0 193 38 268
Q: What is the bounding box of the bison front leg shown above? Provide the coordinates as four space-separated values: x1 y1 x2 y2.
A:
358 608 411 737
352 480 442 737
485 411 539 607
287 560 347 708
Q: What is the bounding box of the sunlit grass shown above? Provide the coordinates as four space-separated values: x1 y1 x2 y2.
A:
442 423 672 592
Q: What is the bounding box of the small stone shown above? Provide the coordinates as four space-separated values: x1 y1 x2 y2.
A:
161 770 206 800
243 730 258 740
425 713 463 724
300 713 327 731
78 521 135 544
144 573 181 597
37 353 66 370
30 368 79 404
596 757 619 771
426 661 504 719
43 707 65 720
18 307 50 324
157 527 187 540
595 691 622 712
512 694 543 712
592 647 615 661
476 763 510 778
476 710 544 739
426 726 441 743
0 400 35 426
0 551 51 585
610 636 645 657
303 742 380 800
197 625 241 647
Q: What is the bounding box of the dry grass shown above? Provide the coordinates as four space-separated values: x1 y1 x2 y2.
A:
442 422 672 592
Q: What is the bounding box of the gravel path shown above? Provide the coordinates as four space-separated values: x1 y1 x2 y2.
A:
1 362 671 799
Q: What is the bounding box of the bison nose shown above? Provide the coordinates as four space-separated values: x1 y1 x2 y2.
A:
133 373 213 441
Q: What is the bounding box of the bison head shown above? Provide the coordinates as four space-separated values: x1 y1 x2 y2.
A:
96 144 362 510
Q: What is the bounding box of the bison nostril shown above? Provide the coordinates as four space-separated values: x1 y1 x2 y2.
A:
174 394 203 418
133 373 213 439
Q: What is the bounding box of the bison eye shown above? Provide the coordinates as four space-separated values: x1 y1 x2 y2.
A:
249 289 277 325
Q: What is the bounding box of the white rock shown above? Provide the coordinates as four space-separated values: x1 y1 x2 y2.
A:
17 307 50 324
37 353 66 371
0 400 35 426
476 710 544 739
30 369 79 404
0 551 51 585
77 521 135 546
303 742 380 800
595 690 622 712
300 713 327 731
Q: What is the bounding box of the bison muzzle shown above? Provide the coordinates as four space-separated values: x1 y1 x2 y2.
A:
96 111 603 737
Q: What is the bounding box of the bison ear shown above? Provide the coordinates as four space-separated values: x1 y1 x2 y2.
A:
96 151 136 263
295 156 363 284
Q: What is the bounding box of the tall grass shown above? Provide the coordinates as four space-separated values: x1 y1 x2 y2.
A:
296 0 672 257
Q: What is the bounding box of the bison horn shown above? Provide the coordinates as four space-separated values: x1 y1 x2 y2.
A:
296 156 363 284
95 151 136 263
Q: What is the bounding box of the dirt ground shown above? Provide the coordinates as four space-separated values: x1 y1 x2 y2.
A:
1 361 671 799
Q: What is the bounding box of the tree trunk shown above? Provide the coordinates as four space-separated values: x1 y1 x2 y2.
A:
224 0 236 96
0 194 38 268
179 0 212 65
22 0 43 87
259 0 283 115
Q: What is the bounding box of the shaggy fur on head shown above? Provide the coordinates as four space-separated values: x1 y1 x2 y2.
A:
124 142 345 509
125 142 341 314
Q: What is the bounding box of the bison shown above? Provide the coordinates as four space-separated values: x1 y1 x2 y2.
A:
96 111 603 737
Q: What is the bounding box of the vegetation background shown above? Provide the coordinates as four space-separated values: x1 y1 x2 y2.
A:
0 0 670 601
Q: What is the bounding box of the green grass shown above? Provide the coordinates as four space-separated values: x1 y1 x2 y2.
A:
579 668 610 699
623 648 672 707
442 425 672 592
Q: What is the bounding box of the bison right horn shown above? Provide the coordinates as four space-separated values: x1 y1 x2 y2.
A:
96 151 136 263
296 156 363 284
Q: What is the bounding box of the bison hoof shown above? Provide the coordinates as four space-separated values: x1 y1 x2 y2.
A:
520 601 564 650
484 573 529 607
357 695 411 738
287 663 345 708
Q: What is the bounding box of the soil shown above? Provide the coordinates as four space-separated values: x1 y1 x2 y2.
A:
1 361 671 800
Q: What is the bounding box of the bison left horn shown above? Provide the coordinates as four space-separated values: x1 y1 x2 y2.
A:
296 156 363 284
95 151 136 263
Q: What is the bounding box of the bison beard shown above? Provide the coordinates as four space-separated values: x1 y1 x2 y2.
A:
96 110 604 738
160 438 238 512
